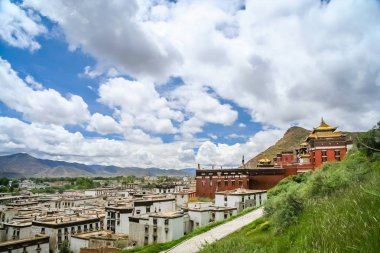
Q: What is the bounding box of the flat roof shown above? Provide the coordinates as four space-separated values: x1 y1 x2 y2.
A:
149 211 184 219
215 189 266 195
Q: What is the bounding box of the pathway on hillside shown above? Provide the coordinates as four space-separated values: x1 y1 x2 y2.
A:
164 208 264 253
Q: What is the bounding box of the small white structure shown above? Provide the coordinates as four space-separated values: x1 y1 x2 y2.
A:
0 235 50 253
173 191 196 210
187 202 236 229
31 215 104 253
215 189 267 212
3 220 32 241
133 196 176 215
84 188 118 197
70 230 128 253
129 211 188 246
105 205 133 234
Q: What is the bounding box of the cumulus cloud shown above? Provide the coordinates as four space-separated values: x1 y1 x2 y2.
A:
0 58 90 125
196 129 284 167
170 85 238 136
24 0 182 80
0 0 46 51
86 113 123 135
0 116 285 168
142 0 380 131
98 77 183 134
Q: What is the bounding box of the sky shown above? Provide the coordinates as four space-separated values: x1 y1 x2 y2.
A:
0 0 379 169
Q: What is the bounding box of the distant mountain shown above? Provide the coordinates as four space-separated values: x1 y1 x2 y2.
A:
0 153 194 178
245 126 359 168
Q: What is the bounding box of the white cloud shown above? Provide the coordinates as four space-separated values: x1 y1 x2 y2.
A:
196 129 284 167
142 0 380 131
24 0 181 80
171 84 238 136
0 58 90 125
0 0 46 51
25 75 43 90
87 113 122 135
238 123 246 128
98 77 182 134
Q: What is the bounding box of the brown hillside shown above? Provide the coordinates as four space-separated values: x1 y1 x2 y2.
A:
245 126 360 168
245 126 310 168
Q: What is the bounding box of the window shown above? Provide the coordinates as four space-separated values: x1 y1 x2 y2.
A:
224 213 228 219
147 207 150 213
322 150 327 156
153 218 157 225
41 228 45 234
217 182 221 188
224 181 228 187
322 157 327 162
164 219 169 225
335 150 341 161
145 226 148 233
239 181 243 187
232 181 235 187
136 210 141 215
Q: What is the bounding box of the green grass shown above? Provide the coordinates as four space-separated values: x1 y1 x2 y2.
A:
123 207 259 253
200 149 380 253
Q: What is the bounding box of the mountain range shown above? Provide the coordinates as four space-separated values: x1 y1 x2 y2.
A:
0 153 195 178
0 126 359 178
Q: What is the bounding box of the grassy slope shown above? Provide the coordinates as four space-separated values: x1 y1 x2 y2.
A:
201 149 380 253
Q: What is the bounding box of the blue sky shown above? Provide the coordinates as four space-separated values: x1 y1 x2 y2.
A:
0 0 379 168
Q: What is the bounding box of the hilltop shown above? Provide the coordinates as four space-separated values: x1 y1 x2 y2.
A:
246 126 359 167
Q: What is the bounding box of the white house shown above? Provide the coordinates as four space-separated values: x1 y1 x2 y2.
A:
129 211 188 246
0 235 50 253
215 189 267 212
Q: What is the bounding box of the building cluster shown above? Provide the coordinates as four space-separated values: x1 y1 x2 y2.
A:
196 119 353 198
0 179 266 253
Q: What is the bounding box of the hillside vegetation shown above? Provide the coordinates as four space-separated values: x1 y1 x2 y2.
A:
201 123 380 253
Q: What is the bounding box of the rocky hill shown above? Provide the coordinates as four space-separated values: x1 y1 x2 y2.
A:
0 153 194 178
245 126 359 168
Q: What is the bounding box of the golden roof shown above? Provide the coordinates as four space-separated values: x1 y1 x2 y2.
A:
307 131 345 140
258 158 271 164
300 142 308 147
312 118 337 133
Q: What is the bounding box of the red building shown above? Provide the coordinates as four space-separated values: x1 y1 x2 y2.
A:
196 119 352 198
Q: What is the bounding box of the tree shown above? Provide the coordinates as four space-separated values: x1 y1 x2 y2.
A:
58 241 70 253
357 121 380 158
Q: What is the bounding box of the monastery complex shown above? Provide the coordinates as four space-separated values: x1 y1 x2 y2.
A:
196 119 353 198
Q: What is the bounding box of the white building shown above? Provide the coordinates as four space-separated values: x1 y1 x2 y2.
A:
105 205 133 234
215 189 267 212
133 196 175 215
2 220 32 242
84 188 118 197
70 230 128 253
187 202 236 229
0 235 50 253
129 211 188 246
31 215 104 253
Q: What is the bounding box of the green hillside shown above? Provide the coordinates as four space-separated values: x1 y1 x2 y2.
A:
201 124 380 252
